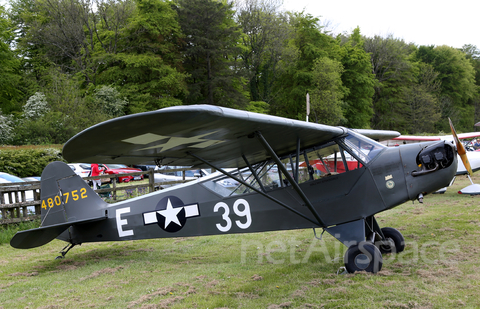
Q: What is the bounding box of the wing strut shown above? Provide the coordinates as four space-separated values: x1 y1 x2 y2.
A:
242 154 266 193
187 152 321 226
254 131 326 227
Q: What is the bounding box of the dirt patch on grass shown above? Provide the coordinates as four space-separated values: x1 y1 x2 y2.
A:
291 285 309 298
267 301 292 309
79 266 123 281
9 271 38 277
127 287 178 309
56 260 86 271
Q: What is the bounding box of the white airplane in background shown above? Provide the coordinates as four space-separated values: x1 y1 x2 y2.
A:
385 131 480 194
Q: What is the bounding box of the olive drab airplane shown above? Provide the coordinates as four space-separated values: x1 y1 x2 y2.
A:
10 106 465 274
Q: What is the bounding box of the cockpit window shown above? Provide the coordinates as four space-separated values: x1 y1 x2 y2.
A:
342 130 386 164
200 130 385 197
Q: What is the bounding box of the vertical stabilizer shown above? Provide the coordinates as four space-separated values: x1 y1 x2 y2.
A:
10 161 108 249
40 161 108 227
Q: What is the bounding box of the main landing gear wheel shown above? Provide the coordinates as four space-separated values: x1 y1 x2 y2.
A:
378 227 405 254
344 241 383 274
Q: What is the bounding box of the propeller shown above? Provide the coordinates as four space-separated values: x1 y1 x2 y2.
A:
449 118 473 175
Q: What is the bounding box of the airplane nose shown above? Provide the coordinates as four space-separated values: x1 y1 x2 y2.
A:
411 141 455 176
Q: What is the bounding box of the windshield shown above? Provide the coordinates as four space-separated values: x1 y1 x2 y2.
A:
342 130 386 164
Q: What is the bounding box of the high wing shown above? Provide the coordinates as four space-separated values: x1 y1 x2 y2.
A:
351 129 400 142
387 132 480 145
63 105 399 168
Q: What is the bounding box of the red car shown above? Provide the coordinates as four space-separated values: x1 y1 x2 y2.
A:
100 164 144 183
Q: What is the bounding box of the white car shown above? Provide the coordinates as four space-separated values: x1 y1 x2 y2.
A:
154 166 208 189
68 163 92 178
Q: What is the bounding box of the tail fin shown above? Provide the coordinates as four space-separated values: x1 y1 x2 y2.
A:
40 161 108 225
10 161 107 249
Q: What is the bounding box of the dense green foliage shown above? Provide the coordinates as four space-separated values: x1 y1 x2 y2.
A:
0 147 64 177
0 5 21 114
1 0 480 146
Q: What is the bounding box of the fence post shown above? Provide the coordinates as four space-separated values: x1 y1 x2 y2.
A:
149 168 154 193
112 178 117 201
34 190 41 215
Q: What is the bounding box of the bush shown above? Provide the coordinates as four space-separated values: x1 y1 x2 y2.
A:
0 147 64 177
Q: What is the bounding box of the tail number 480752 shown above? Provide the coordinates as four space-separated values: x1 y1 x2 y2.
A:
213 199 252 232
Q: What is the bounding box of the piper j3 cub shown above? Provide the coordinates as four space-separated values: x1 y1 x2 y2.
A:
11 106 465 273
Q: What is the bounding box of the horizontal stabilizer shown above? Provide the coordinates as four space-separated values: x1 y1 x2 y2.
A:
10 216 107 249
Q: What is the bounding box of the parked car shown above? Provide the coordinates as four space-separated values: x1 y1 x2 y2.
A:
154 166 208 189
21 176 41 182
100 164 144 183
132 165 156 178
0 172 35 206
68 163 92 178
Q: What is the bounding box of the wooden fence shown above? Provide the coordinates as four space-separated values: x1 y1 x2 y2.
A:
0 168 195 225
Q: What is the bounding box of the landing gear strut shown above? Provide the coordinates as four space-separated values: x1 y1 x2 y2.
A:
55 243 76 259
327 218 405 274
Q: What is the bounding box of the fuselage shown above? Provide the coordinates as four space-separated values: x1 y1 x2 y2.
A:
64 131 457 245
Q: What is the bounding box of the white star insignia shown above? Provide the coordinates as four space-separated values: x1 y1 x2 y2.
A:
143 202 200 228
157 198 182 229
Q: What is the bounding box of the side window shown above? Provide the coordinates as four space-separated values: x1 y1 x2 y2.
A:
304 143 363 179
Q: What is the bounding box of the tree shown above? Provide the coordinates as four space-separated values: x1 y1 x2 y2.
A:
0 5 22 114
309 57 346 125
404 63 441 133
461 44 480 130
339 28 375 128
11 69 108 145
415 45 477 131
245 100 269 114
97 0 189 113
364 35 416 130
13 0 92 74
177 0 245 107
272 12 341 120
0 112 14 144
22 92 49 120
93 85 128 117
11 0 188 114
236 0 289 105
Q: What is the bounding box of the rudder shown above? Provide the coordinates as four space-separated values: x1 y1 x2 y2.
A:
40 161 108 226
11 161 108 249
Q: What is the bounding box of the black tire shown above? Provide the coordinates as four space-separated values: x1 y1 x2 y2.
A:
344 241 383 273
378 227 405 254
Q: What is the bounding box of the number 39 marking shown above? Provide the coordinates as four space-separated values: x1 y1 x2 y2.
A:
213 199 252 232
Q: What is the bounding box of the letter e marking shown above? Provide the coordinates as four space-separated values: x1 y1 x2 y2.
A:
116 207 134 237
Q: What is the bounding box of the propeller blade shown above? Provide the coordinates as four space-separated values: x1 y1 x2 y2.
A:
449 118 473 175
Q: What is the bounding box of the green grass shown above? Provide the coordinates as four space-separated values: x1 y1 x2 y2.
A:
1 175 479 308
0 220 40 244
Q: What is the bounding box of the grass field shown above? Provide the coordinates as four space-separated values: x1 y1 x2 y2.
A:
1 174 479 308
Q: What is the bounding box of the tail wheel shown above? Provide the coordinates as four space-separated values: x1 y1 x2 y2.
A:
378 227 405 254
344 241 383 274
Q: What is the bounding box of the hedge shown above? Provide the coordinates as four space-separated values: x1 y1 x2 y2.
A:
0 146 65 178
